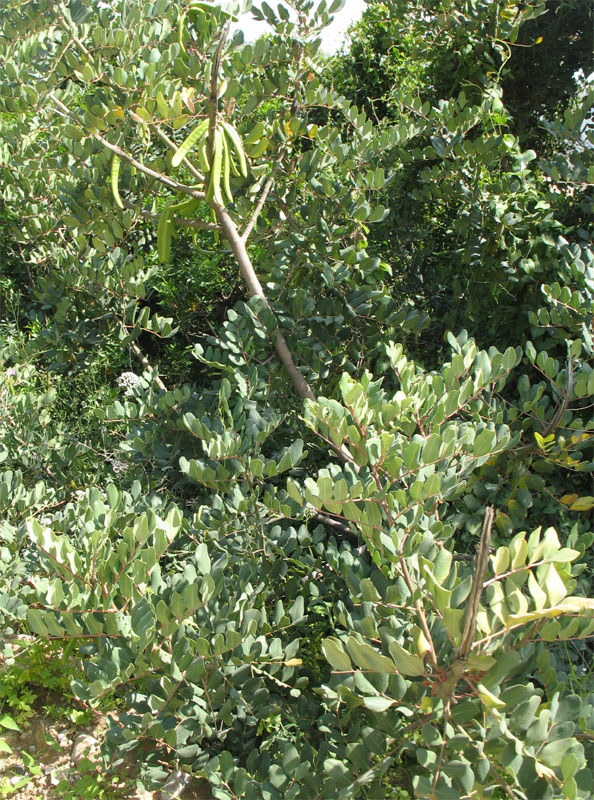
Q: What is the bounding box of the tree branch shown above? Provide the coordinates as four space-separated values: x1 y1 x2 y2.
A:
57 14 91 57
312 512 358 539
49 93 206 200
207 22 230 163
131 113 205 185
215 205 355 466
436 505 494 704
130 342 167 392
512 356 574 458
215 206 314 400
241 146 286 242
459 505 494 660
129 203 220 231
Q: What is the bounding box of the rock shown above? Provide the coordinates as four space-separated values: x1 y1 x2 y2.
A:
29 717 48 751
159 769 192 799
49 767 71 786
70 733 99 765
194 779 215 799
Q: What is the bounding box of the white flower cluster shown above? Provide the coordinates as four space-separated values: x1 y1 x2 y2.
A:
117 371 142 394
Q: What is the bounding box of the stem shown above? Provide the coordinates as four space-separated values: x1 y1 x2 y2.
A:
215 206 315 401
130 203 219 232
130 342 167 392
49 93 206 200
513 356 574 458
58 15 91 57
216 206 355 464
436 506 494 704
207 23 230 163
459 506 494 659
241 146 286 241
313 512 359 539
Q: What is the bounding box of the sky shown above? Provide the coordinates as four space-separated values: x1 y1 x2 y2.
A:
232 1 367 53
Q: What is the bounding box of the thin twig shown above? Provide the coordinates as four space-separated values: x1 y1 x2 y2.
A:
133 114 205 184
49 93 206 200
128 202 220 231
513 356 574 458
436 506 494 704
57 15 91 57
241 146 286 241
130 342 167 392
459 505 494 659
312 512 358 538
488 763 523 799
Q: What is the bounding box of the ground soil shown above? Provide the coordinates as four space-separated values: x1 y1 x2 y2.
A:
0 696 212 800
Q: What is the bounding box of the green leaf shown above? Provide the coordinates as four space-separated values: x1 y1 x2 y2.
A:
324 759 350 780
63 124 84 140
403 441 421 470
476 683 506 709
346 637 396 673
27 608 49 637
0 714 20 732
422 433 441 464
496 511 514 536
368 204 388 223
322 638 352 671
473 429 495 458
131 598 155 637
195 542 211 574
286 479 303 504
269 764 287 788
539 739 578 768
492 546 510 575
362 696 396 712
387 641 426 677
528 572 548 610
541 563 568 606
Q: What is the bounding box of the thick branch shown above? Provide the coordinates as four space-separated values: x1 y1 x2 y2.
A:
215 205 355 466
216 206 315 400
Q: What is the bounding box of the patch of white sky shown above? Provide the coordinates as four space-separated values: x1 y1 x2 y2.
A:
232 1 367 53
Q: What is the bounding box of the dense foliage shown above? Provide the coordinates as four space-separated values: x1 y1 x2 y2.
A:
0 1 593 798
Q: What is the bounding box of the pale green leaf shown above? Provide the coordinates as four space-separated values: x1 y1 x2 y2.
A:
362 696 396 712
346 637 396 673
387 641 425 677
322 638 352 671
